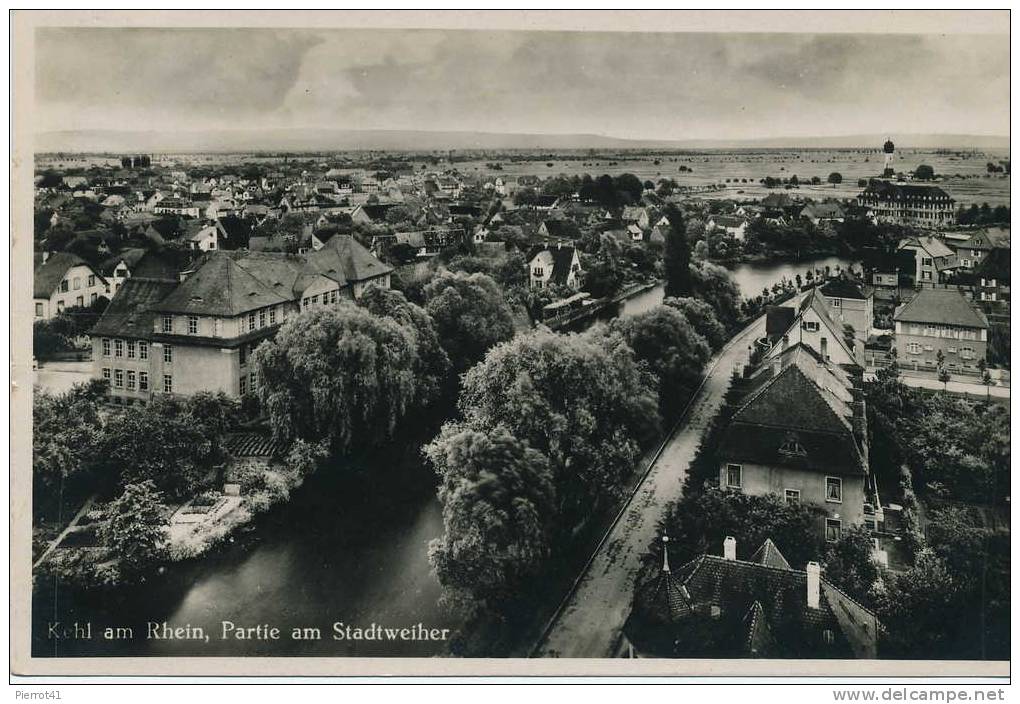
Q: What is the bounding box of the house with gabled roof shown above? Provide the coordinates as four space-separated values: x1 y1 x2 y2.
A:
897 235 957 284
623 535 880 658
34 252 108 319
719 342 875 541
89 234 392 403
951 227 1010 270
819 277 874 344
525 243 583 290
764 288 862 367
893 287 988 371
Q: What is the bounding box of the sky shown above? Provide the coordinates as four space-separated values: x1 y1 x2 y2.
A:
35 27 1010 141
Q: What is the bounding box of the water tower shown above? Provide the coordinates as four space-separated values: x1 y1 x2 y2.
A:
882 138 895 177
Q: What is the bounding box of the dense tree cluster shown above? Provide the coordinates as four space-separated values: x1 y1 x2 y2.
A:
424 271 516 372
426 327 661 616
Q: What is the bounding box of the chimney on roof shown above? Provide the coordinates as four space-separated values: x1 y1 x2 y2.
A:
723 536 736 561
806 561 821 609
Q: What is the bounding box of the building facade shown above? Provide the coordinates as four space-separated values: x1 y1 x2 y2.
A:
90 235 393 404
34 252 108 319
857 181 955 228
893 288 989 371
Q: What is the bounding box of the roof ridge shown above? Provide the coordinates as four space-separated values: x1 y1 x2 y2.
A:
819 577 878 620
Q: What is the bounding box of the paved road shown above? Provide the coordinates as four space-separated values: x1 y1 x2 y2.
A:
896 373 1009 399
534 304 778 658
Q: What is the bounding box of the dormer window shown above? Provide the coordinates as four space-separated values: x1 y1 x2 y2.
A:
779 433 807 456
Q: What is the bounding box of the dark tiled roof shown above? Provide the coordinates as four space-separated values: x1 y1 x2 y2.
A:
629 540 878 659
306 234 393 283
34 252 93 298
99 247 148 276
820 278 868 300
765 306 796 338
893 287 989 329
153 253 293 316
225 432 289 458
862 180 953 201
90 277 179 338
749 538 792 570
540 219 579 239
526 244 578 286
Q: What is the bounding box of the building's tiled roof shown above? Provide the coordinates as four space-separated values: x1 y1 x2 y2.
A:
33 252 93 299
629 538 879 659
961 227 1010 251
893 287 989 329
802 202 845 219
765 306 796 339
749 538 792 570
526 244 578 286
90 277 179 338
862 180 953 201
153 253 293 316
98 247 148 276
720 343 866 476
900 235 954 259
820 278 868 300
224 432 289 458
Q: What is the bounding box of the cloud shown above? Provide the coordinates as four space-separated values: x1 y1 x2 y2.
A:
35 28 1009 139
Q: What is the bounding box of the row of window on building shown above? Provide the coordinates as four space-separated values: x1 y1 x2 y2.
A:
301 289 343 310
905 342 976 358
102 367 168 392
59 274 99 293
906 324 981 340
36 292 100 317
101 338 174 363
724 464 845 542
159 306 283 337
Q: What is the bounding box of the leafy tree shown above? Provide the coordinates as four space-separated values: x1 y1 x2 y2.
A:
664 296 727 351
913 164 936 180
657 488 826 570
97 395 229 500
612 306 711 415
663 206 692 298
425 426 556 617
938 366 951 392
100 480 169 578
358 285 450 405
873 550 965 657
614 173 644 204
821 525 880 606
454 328 660 526
827 172 843 184
252 303 419 453
32 381 107 500
689 261 743 330
424 271 515 372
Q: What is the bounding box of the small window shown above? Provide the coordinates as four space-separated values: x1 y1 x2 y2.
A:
35 302 43 317
239 375 247 396
250 371 258 392
76 296 84 307
188 315 199 334
533 267 544 277
73 278 81 290
164 345 173 364
785 489 800 505
139 341 148 360
162 315 173 333
88 274 96 287
801 321 820 333
126 370 136 391
139 372 148 391
269 307 277 325
163 374 173 393
825 476 842 503
90 293 97 305
60 280 69 293
831 298 841 308
823 629 835 645
102 338 111 357
239 345 247 366
102 368 111 381
726 463 742 489
248 312 256 331
259 309 266 327
825 519 842 542
114 339 123 358
114 369 124 388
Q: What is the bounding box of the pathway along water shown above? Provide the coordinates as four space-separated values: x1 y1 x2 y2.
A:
32 254 852 658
